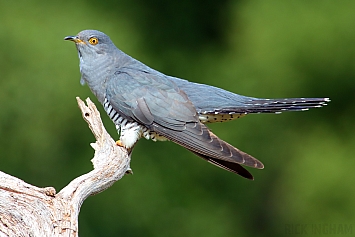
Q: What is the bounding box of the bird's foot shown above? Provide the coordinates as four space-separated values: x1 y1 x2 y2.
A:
116 140 124 147
116 140 132 153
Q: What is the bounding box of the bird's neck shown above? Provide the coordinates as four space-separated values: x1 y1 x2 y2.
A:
79 49 153 103
79 52 115 103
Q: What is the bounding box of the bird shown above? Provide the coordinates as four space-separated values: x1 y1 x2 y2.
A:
64 29 329 179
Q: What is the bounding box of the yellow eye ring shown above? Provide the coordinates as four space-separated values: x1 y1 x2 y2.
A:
89 37 99 45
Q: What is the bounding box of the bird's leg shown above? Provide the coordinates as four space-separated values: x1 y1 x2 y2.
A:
115 125 141 151
115 125 128 148
116 140 133 155
116 138 137 162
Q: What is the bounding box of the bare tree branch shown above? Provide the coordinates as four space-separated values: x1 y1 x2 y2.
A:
0 97 130 237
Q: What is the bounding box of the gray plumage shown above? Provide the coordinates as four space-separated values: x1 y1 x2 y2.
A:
65 29 329 179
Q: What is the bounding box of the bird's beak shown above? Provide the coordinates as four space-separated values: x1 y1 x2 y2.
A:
64 36 86 44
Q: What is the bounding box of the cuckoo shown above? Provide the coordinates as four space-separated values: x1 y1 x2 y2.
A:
65 30 329 179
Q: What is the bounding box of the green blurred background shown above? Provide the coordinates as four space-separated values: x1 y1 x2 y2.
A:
1 0 354 236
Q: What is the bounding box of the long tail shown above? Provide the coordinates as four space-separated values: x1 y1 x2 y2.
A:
170 77 329 115
212 97 330 114
197 97 330 123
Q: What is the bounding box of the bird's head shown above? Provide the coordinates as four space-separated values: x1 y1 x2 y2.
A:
64 30 115 59
65 30 118 89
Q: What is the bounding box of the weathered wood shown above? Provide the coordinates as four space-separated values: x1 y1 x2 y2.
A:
0 97 130 237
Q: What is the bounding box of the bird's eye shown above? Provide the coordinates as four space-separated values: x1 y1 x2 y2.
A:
89 37 99 45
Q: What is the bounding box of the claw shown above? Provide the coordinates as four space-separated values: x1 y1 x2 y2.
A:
116 140 132 153
116 140 124 147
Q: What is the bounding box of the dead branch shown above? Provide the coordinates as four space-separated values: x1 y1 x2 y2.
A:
0 97 130 237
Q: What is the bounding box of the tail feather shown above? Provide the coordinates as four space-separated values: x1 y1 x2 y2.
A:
201 97 330 115
170 77 330 115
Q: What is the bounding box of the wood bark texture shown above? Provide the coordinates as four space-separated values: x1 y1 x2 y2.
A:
0 97 131 237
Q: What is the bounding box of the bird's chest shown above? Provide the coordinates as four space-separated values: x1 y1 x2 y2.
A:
103 98 127 127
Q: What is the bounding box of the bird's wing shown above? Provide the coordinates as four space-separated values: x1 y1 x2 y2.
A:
106 68 263 178
106 68 197 130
